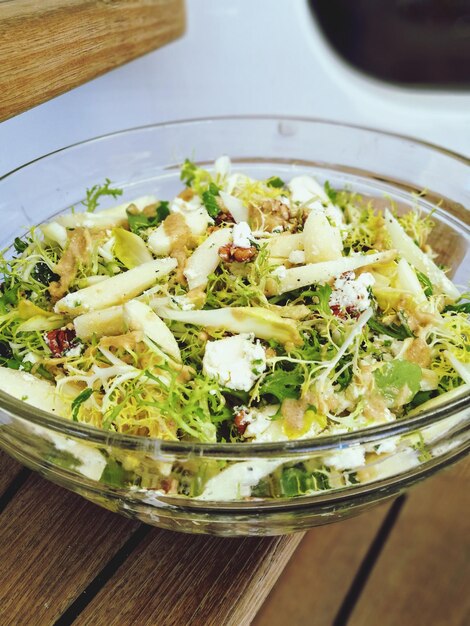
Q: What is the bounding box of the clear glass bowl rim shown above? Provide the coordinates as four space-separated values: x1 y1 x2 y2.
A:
0 115 468 459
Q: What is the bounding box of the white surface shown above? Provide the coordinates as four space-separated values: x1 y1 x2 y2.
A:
0 0 469 176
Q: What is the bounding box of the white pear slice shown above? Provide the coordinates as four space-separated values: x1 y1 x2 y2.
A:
265 233 304 258
55 258 177 316
153 305 302 346
384 209 459 299
267 250 395 295
74 306 126 340
396 258 427 304
56 195 157 230
303 210 343 263
184 228 232 290
123 300 181 361
0 367 69 417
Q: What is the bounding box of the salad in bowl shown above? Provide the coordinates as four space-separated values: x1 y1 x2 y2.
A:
0 151 468 513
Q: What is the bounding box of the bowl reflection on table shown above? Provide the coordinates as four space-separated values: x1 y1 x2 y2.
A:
0 117 468 536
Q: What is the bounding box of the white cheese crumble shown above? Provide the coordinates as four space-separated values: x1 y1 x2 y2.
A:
288 250 306 265
169 295 195 311
234 405 279 439
23 352 40 365
232 221 255 248
329 271 375 314
64 344 83 358
202 333 266 392
272 265 287 280
324 445 365 471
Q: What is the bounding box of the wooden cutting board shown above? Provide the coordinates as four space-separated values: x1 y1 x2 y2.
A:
0 0 185 121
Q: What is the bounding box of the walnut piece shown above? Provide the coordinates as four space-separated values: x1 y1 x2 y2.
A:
218 243 257 263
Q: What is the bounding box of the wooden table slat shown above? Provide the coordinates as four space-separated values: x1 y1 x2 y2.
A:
252 502 393 626
0 473 141 626
348 460 470 626
0 0 186 121
0 446 467 626
0 448 27 500
74 527 303 626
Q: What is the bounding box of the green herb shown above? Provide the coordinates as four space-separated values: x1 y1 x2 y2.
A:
180 159 197 186
0 284 19 313
368 316 414 340
102 402 125 429
259 367 303 404
308 284 332 316
33 364 55 381
405 389 438 411
346 472 360 485
201 183 221 218
416 271 433 297
126 201 170 234
293 285 332 317
374 360 422 401
412 434 432 462
266 176 285 189
13 237 30 254
71 388 94 422
443 301 470 315
311 470 330 490
31 262 59 286
280 466 313 496
0 340 13 362
101 458 131 487
336 354 354 390
324 181 337 203
1 354 54 381
82 179 122 213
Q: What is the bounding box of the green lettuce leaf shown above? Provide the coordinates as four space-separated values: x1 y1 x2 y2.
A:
374 360 422 402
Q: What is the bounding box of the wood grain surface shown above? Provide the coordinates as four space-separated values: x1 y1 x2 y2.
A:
0 471 141 625
74 528 303 626
252 503 392 626
0 0 185 121
348 462 470 626
0 448 24 496
0 446 468 626
0 450 303 626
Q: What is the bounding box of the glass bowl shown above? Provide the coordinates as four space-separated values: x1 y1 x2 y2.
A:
0 117 468 536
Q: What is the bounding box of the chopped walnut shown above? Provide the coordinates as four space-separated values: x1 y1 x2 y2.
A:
249 199 299 233
44 327 77 357
214 210 235 226
218 243 257 263
160 478 178 494
263 199 290 220
234 408 250 435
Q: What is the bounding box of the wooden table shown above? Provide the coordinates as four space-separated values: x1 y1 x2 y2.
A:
0 449 468 626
